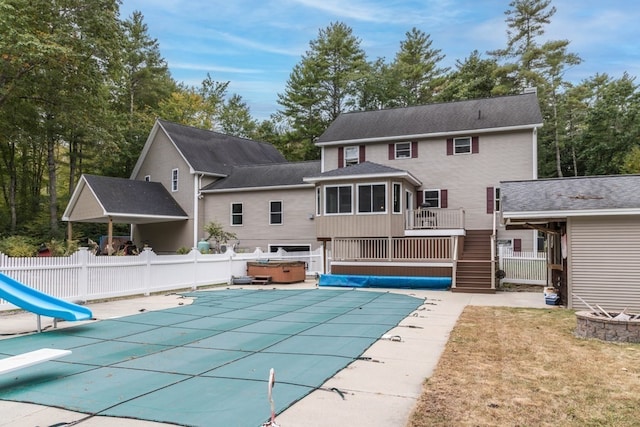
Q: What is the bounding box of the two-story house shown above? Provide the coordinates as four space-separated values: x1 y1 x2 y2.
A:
304 93 543 292
63 120 321 254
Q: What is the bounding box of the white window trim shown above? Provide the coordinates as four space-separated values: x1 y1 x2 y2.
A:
316 187 321 216
343 146 359 167
454 137 472 155
171 168 179 192
144 175 151 182
269 200 283 225
357 182 387 215
494 187 501 212
231 202 243 226
394 142 412 159
324 184 353 215
422 189 441 208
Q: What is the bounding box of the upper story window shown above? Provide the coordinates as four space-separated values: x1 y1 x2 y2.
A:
325 185 352 214
231 203 243 226
270 201 283 225
454 137 471 154
344 146 359 166
171 168 179 192
422 189 441 208
144 175 151 182
395 142 411 159
358 183 386 213
316 187 321 216
494 187 501 212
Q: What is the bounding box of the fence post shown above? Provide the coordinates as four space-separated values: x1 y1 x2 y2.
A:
143 247 153 296
77 248 89 302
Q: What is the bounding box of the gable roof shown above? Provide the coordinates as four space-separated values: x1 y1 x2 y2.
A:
316 93 543 145
303 161 422 186
63 175 188 224
501 174 640 222
132 120 286 178
202 161 321 192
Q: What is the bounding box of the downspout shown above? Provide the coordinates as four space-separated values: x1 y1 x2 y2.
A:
193 174 203 248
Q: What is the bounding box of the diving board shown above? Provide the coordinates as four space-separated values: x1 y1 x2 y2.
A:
0 348 72 375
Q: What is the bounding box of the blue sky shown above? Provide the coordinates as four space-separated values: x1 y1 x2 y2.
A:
119 0 640 120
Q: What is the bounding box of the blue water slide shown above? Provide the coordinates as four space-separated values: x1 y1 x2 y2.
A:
0 272 93 321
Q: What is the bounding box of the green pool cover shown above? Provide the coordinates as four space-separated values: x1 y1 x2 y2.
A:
0 289 423 426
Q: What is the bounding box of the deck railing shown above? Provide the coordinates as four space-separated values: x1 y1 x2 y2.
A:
0 247 324 311
406 208 465 230
332 236 454 262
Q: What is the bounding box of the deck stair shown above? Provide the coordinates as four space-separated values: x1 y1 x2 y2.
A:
454 230 495 294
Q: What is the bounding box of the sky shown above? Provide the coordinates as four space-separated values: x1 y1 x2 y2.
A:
119 0 640 121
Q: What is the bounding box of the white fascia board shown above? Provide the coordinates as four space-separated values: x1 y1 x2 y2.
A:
109 213 189 221
202 184 314 194
304 172 422 187
315 123 543 147
503 208 640 220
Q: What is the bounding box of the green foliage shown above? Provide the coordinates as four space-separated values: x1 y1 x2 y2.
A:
176 246 191 255
0 235 38 257
203 220 237 253
621 146 640 173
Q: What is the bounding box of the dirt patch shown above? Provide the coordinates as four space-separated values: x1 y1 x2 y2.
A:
407 306 640 426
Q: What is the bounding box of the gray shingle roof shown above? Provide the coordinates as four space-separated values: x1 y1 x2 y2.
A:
202 161 321 191
501 175 640 214
303 161 422 186
159 120 286 175
83 174 188 220
317 93 542 144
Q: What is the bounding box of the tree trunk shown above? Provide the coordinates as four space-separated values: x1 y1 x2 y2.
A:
47 119 59 234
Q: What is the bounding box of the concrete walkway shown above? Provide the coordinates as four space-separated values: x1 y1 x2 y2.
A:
0 283 549 427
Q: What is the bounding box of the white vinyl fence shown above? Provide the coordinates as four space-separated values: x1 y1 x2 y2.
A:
498 246 547 285
0 247 324 311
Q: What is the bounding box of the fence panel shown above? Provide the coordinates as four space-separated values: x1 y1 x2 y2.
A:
0 247 324 311
499 247 547 285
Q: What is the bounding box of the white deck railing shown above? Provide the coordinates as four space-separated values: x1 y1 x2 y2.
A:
406 208 465 230
498 247 547 285
0 247 324 311
332 237 454 261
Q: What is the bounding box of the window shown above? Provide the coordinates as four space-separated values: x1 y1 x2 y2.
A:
486 186 500 213
144 175 151 182
494 187 501 212
270 201 283 225
454 137 471 154
358 183 386 213
393 183 402 214
395 142 411 159
171 168 179 192
422 189 441 208
325 185 352 214
344 146 359 166
316 187 321 215
231 203 243 225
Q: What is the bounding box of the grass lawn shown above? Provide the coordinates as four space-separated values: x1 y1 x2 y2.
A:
407 306 640 427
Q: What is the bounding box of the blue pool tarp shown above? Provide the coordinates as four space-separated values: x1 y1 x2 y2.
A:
318 274 451 290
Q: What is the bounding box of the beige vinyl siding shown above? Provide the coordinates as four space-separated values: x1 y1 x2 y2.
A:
568 216 640 312
322 130 536 247
66 184 105 221
134 221 192 254
204 188 318 252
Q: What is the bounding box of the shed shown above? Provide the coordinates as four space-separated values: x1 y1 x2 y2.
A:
500 174 640 311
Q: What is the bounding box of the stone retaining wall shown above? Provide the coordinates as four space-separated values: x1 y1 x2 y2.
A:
575 311 640 343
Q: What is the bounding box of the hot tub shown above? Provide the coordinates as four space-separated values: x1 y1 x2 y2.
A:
246 260 306 284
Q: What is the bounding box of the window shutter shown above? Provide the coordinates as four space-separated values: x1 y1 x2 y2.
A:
486 187 494 214
388 143 394 160
472 136 479 154
411 141 418 158
359 145 366 163
513 238 522 252
446 138 453 155
338 147 344 168
417 191 423 206
440 189 448 208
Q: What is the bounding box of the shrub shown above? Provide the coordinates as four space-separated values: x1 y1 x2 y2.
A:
0 235 38 257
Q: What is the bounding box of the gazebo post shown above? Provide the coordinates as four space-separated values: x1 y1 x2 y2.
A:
67 222 73 250
108 217 113 255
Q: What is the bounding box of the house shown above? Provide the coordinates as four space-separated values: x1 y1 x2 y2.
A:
500 174 640 311
63 120 320 254
303 93 543 292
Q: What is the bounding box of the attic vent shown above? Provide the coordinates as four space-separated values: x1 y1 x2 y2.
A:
524 87 537 94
